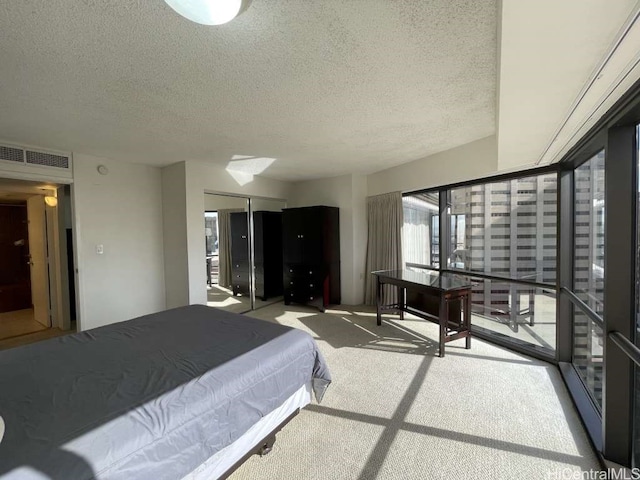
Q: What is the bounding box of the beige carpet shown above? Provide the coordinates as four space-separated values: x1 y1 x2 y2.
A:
231 304 600 480
207 285 283 313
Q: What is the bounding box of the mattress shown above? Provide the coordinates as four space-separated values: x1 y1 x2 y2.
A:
183 382 312 480
0 305 331 480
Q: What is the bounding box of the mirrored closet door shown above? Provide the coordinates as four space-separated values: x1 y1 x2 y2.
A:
204 193 251 313
204 194 287 313
250 198 287 310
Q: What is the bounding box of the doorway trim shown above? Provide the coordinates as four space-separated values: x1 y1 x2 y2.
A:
0 171 76 332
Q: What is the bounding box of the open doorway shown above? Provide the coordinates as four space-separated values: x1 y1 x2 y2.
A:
0 178 75 344
0 198 42 338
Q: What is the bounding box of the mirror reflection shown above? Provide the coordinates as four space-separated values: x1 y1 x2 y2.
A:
204 194 251 313
251 198 287 310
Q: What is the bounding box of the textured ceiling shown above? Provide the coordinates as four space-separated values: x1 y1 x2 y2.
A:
0 1 497 181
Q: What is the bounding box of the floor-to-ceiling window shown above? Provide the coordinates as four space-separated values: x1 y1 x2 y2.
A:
571 150 605 409
445 172 558 355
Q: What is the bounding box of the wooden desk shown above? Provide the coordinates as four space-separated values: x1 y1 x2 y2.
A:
373 269 473 357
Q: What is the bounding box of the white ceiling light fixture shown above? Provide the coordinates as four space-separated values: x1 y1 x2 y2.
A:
164 0 247 26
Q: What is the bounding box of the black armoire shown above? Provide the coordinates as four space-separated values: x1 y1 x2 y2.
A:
230 211 283 300
253 211 283 300
282 206 340 311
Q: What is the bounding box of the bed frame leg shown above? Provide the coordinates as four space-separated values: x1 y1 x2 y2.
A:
258 434 277 456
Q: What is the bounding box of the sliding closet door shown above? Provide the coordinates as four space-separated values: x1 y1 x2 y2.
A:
204 193 251 314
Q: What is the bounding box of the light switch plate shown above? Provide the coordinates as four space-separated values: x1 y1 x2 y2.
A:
96 244 104 255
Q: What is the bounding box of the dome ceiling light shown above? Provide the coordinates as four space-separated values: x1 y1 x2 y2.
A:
164 0 248 26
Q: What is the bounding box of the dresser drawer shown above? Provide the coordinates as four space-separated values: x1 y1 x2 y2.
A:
232 271 249 282
284 276 323 292
285 288 320 304
232 263 249 274
285 264 322 276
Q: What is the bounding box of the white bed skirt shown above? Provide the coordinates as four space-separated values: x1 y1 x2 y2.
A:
182 382 312 480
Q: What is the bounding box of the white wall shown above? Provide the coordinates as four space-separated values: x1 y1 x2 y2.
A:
289 173 367 305
251 198 287 212
367 135 498 196
204 194 248 211
74 153 166 330
162 162 189 309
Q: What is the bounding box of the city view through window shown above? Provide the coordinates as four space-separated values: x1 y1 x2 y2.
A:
403 172 558 355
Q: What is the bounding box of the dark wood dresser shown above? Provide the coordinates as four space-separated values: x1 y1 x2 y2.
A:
282 206 340 311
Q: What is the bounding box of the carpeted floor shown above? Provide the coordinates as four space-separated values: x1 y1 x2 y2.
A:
206 285 283 313
231 303 600 480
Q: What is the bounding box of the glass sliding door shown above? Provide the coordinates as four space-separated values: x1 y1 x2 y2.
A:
572 150 605 409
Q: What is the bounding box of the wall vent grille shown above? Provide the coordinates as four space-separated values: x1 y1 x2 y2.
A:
0 143 71 171
0 145 24 163
25 150 69 169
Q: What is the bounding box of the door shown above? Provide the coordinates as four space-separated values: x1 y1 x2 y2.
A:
27 196 50 327
283 209 305 264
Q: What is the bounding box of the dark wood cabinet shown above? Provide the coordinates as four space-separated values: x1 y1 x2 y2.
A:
282 206 340 311
230 211 283 300
253 211 283 300
230 212 250 297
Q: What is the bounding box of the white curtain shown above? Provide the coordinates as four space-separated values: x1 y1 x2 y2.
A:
217 209 244 288
364 192 404 305
403 203 432 265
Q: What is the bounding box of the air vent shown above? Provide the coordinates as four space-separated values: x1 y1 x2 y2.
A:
25 150 69 169
0 143 71 174
0 145 25 163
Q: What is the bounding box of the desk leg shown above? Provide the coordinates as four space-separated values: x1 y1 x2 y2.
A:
465 291 471 349
376 276 382 326
398 286 405 320
439 294 446 358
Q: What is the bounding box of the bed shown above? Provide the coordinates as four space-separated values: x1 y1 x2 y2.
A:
0 305 331 480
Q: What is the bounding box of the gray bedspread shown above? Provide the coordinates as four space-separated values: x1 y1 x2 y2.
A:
0 305 331 480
